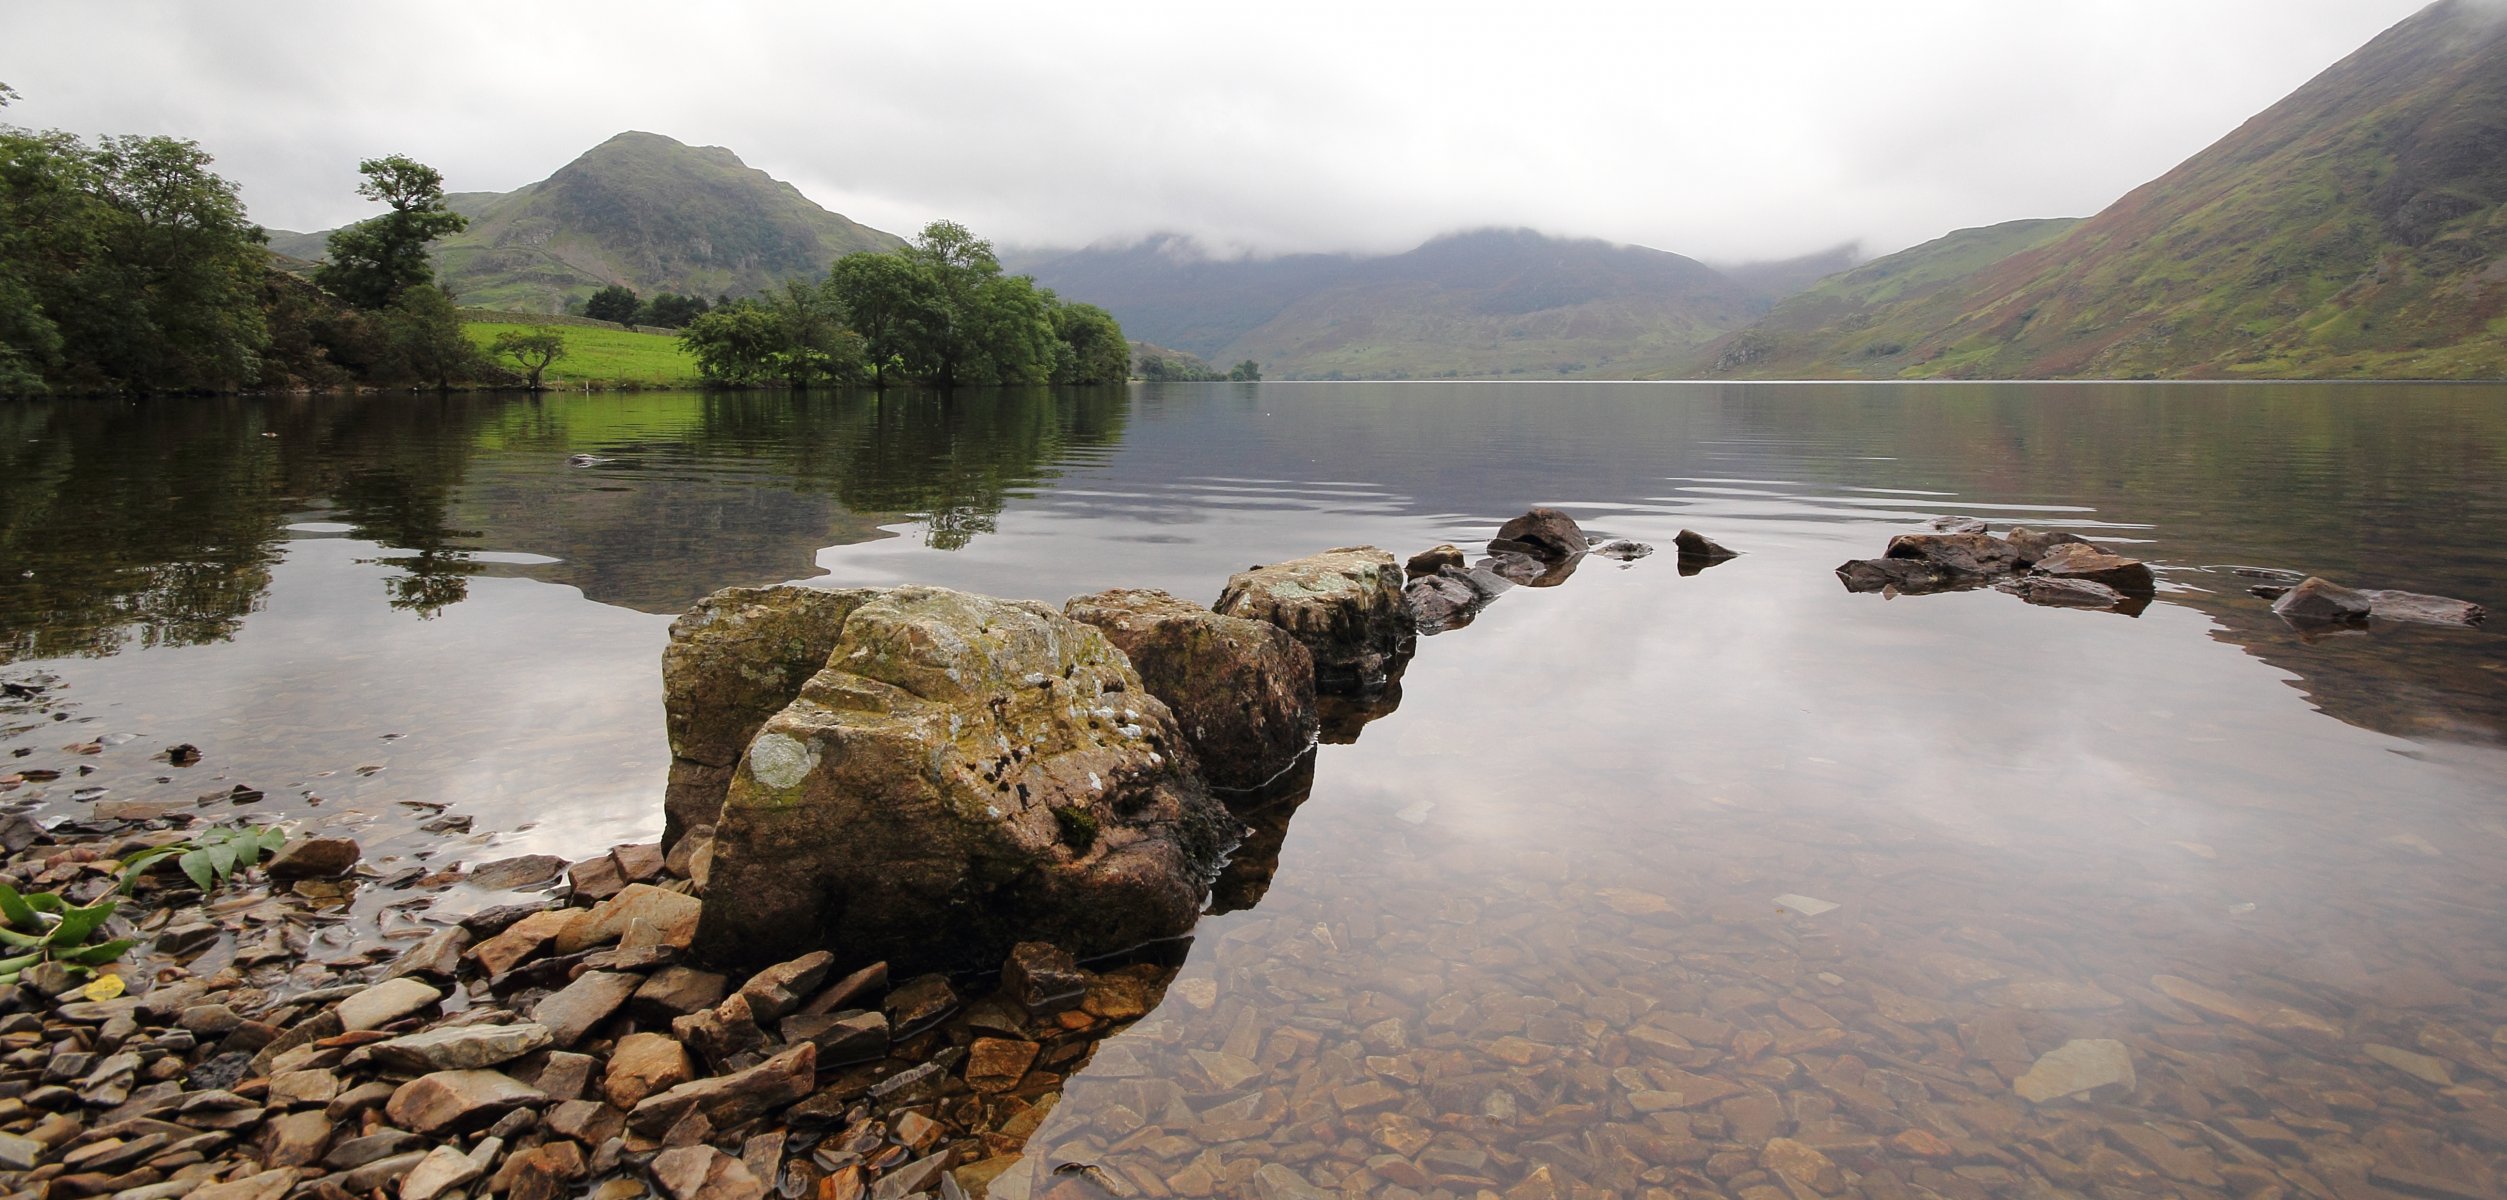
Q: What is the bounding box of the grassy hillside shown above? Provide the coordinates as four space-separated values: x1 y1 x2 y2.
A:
281 133 903 314
1703 0 2507 380
1031 228 1765 379
461 314 702 387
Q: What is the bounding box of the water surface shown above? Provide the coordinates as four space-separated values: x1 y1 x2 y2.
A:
4 383 2504 1198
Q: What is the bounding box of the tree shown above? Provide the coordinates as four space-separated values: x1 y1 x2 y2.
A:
1228 359 1262 381
638 292 707 329
490 326 566 390
1052 303 1129 384
315 155 467 310
377 285 484 390
584 284 640 326
825 250 939 387
679 303 781 385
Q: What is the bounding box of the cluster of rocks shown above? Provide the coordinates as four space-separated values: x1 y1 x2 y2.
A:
1836 517 2156 615
0 812 1215 1200
1400 508 1723 635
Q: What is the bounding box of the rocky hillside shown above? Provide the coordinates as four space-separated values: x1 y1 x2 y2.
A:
1700 0 2507 380
269 133 902 312
1023 229 1766 380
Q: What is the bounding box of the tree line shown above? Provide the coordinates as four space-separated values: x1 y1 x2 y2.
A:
675 221 1130 388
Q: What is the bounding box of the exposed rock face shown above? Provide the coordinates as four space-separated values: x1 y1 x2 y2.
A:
1488 508 1590 561
1063 588 1318 794
2272 577 2374 624
696 587 1237 973
1884 532 2021 578
2003 527 2092 565
659 586 879 852
2031 543 2156 594
1214 548 1415 694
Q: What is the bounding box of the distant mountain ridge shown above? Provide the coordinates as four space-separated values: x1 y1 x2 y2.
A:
1700 0 2507 379
1021 229 1769 379
270 132 903 312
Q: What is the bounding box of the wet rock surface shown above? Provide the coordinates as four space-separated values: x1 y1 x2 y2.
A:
696 586 1235 975
1214 547 1415 695
1062 588 1318 795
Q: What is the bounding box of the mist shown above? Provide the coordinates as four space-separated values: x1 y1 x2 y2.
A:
4 0 2435 263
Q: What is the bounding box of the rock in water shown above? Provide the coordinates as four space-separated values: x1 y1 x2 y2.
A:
1671 530 1738 562
2271 577 2374 625
2003 527 2093 565
1925 515 1990 534
1063 588 1318 794
266 837 361 880
1835 557 1961 595
1488 507 1590 561
1404 544 1465 580
1883 532 2020 578
1214 548 1415 694
2014 1039 2136 1103
659 586 880 852
2361 589 2486 628
1404 570 1494 634
2003 576 2131 611
1589 538 1654 561
2030 542 2156 594
696 587 1236 973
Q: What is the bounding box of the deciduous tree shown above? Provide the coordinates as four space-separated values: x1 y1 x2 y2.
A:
584 284 640 326
315 155 467 310
489 326 567 390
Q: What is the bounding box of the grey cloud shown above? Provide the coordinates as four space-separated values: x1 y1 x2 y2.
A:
6 0 2433 261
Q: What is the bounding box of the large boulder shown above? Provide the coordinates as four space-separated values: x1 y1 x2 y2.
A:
660 587 879 852
2271 577 2373 625
1214 548 1415 694
695 587 1237 973
1488 507 1590 561
2003 527 2093 566
1063 588 1318 794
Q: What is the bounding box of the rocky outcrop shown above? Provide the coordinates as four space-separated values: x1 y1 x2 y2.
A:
2004 527 2091 565
1883 532 2021 578
659 586 878 852
1839 524 2153 614
696 586 1237 973
2031 543 2156 594
1215 548 1415 694
1063 588 1318 794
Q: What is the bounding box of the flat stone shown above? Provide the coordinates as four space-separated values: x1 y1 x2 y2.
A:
470 855 568 891
885 973 959 1036
339 1152 430 1194
381 926 471 981
191 1168 301 1200
2014 1039 2136 1104
2272 577 2373 624
633 966 730 1022
965 1038 1040 1092
503 1141 590 1200
369 1023 555 1073
736 951 834 1023
568 855 628 903
533 970 641 1047
267 1067 342 1108
1760 1138 1842 1192
556 884 701 955
267 837 360 880
261 1109 333 1166
2150 974 2263 1024
325 1130 427 1170
2364 1043 2454 1086
0 1131 41 1171
605 1033 695 1109
780 1009 889 1066
652 1145 767 1200
337 977 445 1031
1000 942 1086 1015
468 909 576 976
626 1043 816 1137
401 1144 487 1200
2362 589 2486 628
2031 542 2155 593
386 1069 548 1136
612 842 666 883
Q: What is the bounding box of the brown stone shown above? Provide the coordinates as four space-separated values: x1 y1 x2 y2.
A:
1405 544 1465 580
266 837 360 880
469 854 567 890
1000 942 1087 1015
634 966 731 1022
965 1038 1040 1092
627 1044 816 1137
737 951 835 1023
1064 588 1319 793
533 970 642 1047
385 1070 547 1136
557 883 702 955
1490 508 1590 561
606 1033 695 1109
468 909 575 976
2031 542 2156 593
1214 547 1414 694
652 1145 768 1200
2272 576 2373 624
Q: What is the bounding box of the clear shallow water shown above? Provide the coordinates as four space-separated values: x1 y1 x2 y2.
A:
4 383 2506 1197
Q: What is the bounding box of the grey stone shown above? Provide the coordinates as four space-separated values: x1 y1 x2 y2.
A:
2014 1038 2136 1103
369 1023 555 1072
336 977 444 1031
531 971 641 1048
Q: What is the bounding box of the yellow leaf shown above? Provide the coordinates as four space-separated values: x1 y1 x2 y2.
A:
81 974 126 1001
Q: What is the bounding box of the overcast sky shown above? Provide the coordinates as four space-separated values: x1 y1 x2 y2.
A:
7 0 2439 264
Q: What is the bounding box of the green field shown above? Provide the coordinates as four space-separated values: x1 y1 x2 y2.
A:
462 314 703 388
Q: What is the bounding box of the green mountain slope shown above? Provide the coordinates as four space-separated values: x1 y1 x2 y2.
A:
275 133 902 312
1028 229 1765 379
1703 0 2507 380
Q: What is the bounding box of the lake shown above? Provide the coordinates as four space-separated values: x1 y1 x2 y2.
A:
5 383 2505 1198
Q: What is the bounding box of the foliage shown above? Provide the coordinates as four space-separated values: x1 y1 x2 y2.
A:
117 824 287 894
1135 347 1224 381
804 220 1125 390
826 250 938 385
489 325 567 389
0 885 128 985
1228 359 1262 381
0 127 271 395
316 155 468 310
584 284 641 326
379 285 490 390
637 292 708 328
1051 303 1130 385
678 286 865 388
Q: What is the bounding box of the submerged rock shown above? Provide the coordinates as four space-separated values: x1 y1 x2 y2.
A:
2271 577 2374 625
1671 530 1737 564
2361 589 2486 628
1926 515 1990 534
1479 550 1579 588
1215 547 1415 694
659 586 879 852
1487 507 1589 561
2015 1039 2136 1104
1404 567 1506 634
2001 576 2134 612
1063 588 1318 794
1590 538 1655 561
696 586 1236 973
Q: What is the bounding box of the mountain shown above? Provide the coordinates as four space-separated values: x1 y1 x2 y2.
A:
1024 228 1764 379
1701 0 2507 380
269 133 902 312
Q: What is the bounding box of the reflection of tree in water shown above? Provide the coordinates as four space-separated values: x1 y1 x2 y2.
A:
812 387 1130 551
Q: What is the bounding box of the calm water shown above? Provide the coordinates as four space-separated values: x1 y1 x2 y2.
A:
5 384 2506 1198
